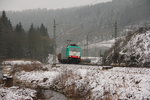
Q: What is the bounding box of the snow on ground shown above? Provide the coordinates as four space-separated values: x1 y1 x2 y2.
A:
57 64 150 99
88 57 102 64
13 64 150 99
15 70 61 88
1 60 44 78
110 67 150 75
87 68 150 99
120 30 150 66
47 54 59 64
2 60 41 66
0 86 36 100
81 57 102 64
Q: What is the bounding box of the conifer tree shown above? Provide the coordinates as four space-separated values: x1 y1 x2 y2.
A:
40 23 49 37
0 11 13 60
14 22 26 58
0 11 53 63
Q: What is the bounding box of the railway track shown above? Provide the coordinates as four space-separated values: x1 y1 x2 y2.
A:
55 63 113 70
55 62 99 66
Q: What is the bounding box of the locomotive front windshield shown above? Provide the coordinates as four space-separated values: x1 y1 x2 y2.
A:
69 47 81 57
70 48 81 52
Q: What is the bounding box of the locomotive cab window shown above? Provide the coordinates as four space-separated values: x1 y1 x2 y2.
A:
70 48 81 52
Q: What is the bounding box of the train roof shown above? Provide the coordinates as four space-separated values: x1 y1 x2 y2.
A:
67 44 81 48
69 44 77 46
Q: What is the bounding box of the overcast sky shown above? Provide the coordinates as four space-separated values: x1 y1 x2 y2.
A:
0 0 112 11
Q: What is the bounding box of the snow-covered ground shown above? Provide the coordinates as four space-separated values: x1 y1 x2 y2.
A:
57 64 150 99
13 64 150 99
0 86 36 100
2 60 41 66
47 54 59 64
88 67 150 99
81 57 102 64
1 60 44 79
1 60 150 99
15 70 61 88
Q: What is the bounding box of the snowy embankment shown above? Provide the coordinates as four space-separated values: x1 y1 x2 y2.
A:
13 64 150 99
2 60 41 66
14 70 61 88
0 86 36 100
120 30 150 66
54 64 150 99
0 60 44 100
1 60 46 73
88 67 150 100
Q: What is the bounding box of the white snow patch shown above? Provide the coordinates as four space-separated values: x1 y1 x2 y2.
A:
47 54 59 64
0 86 36 100
58 64 150 99
76 69 87 77
15 70 61 88
81 57 102 64
2 60 41 66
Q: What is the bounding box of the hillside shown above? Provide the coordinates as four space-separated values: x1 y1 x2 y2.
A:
105 24 150 67
1 0 150 47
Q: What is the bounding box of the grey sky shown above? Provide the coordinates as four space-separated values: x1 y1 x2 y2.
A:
0 0 112 11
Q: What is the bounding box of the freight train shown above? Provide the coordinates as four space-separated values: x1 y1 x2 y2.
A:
58 44 82 64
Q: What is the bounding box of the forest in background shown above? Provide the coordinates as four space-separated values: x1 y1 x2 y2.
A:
0 11 53 63
1 0 150 46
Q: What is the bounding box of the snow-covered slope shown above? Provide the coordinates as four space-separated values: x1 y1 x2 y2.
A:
0 86 36 100
14 70 61 88
105 26 150 67
122 31 150 59
120 30 150 66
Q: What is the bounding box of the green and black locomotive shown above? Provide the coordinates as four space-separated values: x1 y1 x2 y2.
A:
58 44 82 64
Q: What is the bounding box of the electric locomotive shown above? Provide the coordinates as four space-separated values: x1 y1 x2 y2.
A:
58 44 82 64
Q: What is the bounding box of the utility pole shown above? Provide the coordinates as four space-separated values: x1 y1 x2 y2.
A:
53 19 57 66
86 34 89 57
114 21 117 48
84 44 86 57
67 40 71 46
99 49 102 65
113 21 118 63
